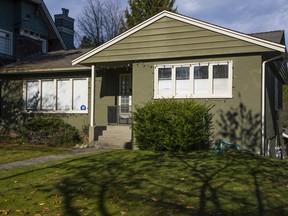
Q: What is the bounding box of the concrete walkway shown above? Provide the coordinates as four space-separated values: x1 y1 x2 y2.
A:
0 148 110 171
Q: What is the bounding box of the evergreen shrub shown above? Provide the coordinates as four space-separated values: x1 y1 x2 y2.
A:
19 116 81 146
132 99 213 152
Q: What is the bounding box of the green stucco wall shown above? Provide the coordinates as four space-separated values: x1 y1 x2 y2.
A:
264 64 284 156
94 69 132 126
132 55 262 152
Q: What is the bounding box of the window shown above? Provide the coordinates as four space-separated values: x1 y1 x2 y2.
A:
0 29 12 56
24 78 88 113
19 30 47 53
194 65 209 95
154 61 233 98
158 68 172 96
42 80 54 110
176 67 190 95
213 65 229 95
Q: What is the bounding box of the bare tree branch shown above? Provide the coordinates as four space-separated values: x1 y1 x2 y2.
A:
77 0 125 48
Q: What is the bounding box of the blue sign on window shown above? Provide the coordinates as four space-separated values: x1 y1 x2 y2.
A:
81 105 87 111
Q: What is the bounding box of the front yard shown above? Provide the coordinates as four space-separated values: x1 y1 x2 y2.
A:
0 150 288 215
0 134 72 164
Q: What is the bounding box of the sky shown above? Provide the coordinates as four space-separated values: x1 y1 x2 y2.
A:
45 0 288 45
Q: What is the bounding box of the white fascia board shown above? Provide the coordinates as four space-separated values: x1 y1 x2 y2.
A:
40 1 67 49
72 11 286 66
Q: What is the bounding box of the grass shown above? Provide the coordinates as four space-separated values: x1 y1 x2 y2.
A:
0 134 71 164
0 150 288 215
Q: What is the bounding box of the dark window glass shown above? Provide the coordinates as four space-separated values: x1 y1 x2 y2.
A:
213 65 228 78
194 66 208 79
176 67 190 80
158 68 172 80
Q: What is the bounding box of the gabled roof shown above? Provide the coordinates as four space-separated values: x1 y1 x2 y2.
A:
37 0 67 50
72 10 286 66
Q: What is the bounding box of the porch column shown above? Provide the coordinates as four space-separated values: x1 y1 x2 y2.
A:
89 64 96 144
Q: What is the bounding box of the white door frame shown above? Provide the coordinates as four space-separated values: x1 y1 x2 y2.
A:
119 73 132 115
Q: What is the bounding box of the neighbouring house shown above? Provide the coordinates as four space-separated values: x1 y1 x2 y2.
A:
0 10 287 157
0 0 75 66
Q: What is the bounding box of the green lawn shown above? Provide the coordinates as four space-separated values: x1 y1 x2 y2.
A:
0 144 71 164
0 150 288 215
0 133 70 164
0 133 72 164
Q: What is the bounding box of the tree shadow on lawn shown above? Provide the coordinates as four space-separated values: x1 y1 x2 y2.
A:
51 151 288 215
1 150 288 215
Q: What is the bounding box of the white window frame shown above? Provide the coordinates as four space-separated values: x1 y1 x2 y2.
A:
0 29 13 56
154 61 233 99
23 78 88 114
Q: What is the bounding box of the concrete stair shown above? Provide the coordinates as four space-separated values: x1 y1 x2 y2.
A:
93 125 132 149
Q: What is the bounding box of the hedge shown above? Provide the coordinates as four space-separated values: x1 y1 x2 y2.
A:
132 99 213 152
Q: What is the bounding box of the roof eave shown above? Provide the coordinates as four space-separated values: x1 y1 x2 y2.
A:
0 67 90 74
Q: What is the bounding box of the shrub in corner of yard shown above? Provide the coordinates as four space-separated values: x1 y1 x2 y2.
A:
19 116 81 146
132 99 213 152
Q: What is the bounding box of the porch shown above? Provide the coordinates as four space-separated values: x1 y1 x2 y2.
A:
107 105 132 125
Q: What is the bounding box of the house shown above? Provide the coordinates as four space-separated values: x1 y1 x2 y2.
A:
0 0 75 66
0 10 287 157
72 11 287 157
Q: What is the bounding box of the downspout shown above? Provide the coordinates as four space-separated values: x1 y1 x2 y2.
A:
88 65 96 145
261 55 283 156
91 65 95 127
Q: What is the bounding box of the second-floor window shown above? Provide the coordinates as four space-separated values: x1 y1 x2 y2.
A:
0 29 12 56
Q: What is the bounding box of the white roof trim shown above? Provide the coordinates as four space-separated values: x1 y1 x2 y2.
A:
40 1 67 50
72 10 286 65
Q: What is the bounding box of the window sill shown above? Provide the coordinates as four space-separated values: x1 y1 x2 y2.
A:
154 94 233 99
23 110 89 114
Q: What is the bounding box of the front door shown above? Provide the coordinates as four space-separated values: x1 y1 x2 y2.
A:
119 74 132 124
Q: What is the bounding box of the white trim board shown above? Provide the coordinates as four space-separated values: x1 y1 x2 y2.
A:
72 10 286 66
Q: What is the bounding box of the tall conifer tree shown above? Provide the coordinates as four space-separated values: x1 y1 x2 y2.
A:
125 0 177 29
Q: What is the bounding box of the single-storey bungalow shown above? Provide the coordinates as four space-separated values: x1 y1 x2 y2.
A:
1 11 287 157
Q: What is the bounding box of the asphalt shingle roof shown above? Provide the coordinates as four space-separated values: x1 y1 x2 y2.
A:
250 30 285 45
0 48 91 73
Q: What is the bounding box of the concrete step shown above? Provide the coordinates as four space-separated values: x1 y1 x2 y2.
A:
93 126 132 149
95 141 132 150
